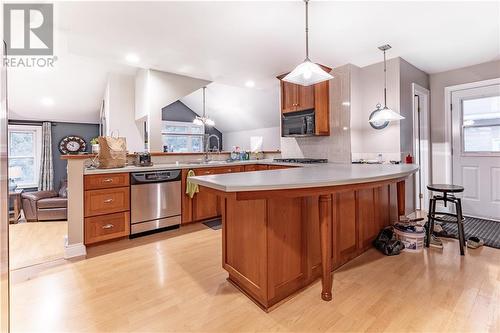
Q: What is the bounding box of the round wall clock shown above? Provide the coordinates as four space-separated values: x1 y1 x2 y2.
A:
59 136 87 154
369 104 390 130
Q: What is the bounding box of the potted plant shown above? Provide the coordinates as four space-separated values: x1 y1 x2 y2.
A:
90 137 99 154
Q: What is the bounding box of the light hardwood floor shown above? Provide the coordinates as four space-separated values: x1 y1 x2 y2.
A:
10 223 500 332
9 221 67 270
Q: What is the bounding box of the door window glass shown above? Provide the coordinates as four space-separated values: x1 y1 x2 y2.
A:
462 96 500 152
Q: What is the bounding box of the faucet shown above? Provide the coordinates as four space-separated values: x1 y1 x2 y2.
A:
204 134 220 162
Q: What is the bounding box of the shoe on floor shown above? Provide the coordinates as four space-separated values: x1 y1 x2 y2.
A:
432 223 452 238
466 236 484 249
429 235 443 249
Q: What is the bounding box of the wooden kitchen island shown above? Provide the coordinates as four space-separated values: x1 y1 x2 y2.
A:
189 164 418 311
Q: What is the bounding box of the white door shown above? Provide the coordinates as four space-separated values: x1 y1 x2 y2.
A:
451 83 500 220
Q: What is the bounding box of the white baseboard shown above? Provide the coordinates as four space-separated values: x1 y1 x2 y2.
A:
64 236 87 259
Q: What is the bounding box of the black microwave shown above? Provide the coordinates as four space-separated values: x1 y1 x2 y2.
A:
282 110 315 137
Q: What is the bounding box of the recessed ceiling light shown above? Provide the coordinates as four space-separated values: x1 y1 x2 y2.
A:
125 53 140 63
41 97 54 106
245 80 255 88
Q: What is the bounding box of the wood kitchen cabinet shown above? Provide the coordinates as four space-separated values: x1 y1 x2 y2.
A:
244 164 269 172
280 81 315 114
278 64 331 136
84 173 131 245
181 166 243 224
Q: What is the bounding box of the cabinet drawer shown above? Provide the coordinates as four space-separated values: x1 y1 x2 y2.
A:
85 173 129 190
244 164 258 172
85 212 130 245
243 164 268 172
196 168 217 176
214 166 243 174
267 165 295 170
84 187 130 217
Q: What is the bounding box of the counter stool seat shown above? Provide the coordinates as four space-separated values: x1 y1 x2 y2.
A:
426 184 466 255
427 184 464 193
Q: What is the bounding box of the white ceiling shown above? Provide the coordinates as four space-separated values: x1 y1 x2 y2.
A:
8 1 500 128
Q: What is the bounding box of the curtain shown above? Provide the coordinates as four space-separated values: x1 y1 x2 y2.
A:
38 122 53 191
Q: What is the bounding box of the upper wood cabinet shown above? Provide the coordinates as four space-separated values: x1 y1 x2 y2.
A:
281 81 299 113
277 64 332 136
280 81 316 114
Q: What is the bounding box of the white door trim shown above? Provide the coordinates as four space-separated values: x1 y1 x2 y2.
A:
443 78 500 185
412 83 431 211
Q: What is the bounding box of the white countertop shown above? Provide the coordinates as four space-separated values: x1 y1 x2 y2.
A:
83 159 301 175
188 163 419 192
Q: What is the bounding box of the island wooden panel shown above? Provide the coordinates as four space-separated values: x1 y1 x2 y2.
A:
218 181 399 311
224 198 268 304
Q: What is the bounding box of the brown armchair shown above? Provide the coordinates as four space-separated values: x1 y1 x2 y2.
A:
22 181 68 221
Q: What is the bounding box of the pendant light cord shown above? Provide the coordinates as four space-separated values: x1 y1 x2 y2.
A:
202 86 206 118
383 49 387 107
304 0 309 60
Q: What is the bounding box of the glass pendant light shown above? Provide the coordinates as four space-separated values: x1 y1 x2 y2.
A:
283 0 333 86
193 87 215 127
369 45 404 126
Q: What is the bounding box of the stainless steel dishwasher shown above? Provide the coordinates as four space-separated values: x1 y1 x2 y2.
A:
130 169 181 237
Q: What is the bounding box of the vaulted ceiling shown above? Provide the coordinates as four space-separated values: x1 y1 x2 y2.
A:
7 1 500 130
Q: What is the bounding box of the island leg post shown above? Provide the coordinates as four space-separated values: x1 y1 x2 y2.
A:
319 194 333 301
397 180 406 220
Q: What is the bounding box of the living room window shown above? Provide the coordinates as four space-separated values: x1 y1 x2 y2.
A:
161 121 204 153
8 125 42 188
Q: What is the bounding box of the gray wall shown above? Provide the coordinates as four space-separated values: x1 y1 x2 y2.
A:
429 60 500 183
162 101 223 150
51 122 99 190
399 58 430 159
398 59 430 215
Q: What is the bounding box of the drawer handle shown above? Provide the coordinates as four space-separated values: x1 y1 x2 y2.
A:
228 169 232 172
102 224 114 229
104 198 114 203
102 178 113 183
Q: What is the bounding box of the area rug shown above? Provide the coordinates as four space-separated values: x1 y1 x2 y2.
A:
202 218 222 230
438 216 500 249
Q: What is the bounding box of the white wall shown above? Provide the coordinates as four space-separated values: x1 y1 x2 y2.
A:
104 73 144 152
134 69 149 121
223 126 281 151
135 69 210 151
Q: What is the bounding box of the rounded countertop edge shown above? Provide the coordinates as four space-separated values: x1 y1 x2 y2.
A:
189 165 419 193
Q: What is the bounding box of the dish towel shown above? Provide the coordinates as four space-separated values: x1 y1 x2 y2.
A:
186 169 199 198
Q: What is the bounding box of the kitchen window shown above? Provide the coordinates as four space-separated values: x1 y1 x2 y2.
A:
161 121 204 153
8 125 42 188
462 95 500 153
